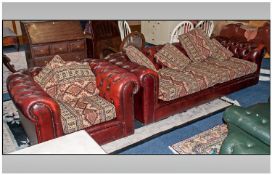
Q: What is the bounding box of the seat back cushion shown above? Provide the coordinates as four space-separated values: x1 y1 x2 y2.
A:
52 61 99 102
178 29 213 62
34 55 99 99
124 45 158 72
154 43 191 71
209 38 234 60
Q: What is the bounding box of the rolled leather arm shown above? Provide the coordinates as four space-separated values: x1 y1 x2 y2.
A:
89 60 140 134
102 52 159 89
7 70 64 143
91 52 160 124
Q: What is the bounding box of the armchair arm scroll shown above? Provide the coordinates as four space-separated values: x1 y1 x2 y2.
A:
89 60 140 134
7 70 64 143
96 52 160 124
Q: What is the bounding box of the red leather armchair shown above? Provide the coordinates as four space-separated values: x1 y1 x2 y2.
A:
7 60 139 145
101 37 265 125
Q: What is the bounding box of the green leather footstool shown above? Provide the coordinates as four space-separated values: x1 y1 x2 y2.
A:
220 103 270 154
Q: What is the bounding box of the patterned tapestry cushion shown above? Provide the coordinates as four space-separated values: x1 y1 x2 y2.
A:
158 57 257 102
34 56 99 99
52 61 99 99
154 43 191 71
58 95 116 134
205 57 257 80
34 55 116 134
124 45 158 72
158 68 207 101
55 79 99 107
185 61 231 87
209 39 234 60
178 29 213 62
34 55 65 90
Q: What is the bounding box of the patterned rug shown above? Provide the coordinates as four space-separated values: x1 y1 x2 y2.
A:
3 51 27 95
3 101 30 154
169 124 228 154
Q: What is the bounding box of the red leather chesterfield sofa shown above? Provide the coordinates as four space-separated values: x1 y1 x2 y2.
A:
7 61 139 145
100 36 265 125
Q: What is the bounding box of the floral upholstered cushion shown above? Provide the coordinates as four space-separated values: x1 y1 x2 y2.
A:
209 39 234 60
154 43 191 71
178 29 213 62
58 95 116 134
125 45 158 72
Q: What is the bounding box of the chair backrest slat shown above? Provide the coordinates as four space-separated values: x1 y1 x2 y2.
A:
196 20 214 37
118 21 132 41
170 21 194 43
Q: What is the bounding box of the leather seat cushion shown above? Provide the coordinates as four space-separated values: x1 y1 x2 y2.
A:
58 95 116 134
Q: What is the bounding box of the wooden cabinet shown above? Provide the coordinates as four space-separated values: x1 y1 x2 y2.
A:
141 21 182 45
84 20 121 59
21 21 87 68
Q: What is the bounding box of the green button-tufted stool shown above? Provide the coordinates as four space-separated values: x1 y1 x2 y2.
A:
220 103 270 154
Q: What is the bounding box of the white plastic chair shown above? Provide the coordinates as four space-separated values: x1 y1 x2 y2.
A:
118 21 131 41
170 21 194 43
196 20 214 37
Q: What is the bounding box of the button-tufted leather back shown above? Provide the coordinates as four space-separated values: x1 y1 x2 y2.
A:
89 60 139 117
215 36 265 73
